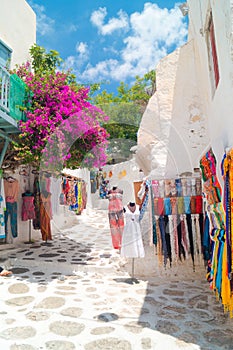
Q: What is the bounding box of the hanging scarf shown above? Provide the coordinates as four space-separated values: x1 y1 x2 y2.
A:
164 215 172 266
139 182 150 221
181 214 189 258
184 196 191 214
158 216 168 267
169 215 176 263
203 212 210 262
150 186 157 245
164 197 171 215
186 213 195 270
177 197 184 215
221 237 233 317
155 217 163 266
175 178 182 196
215 229 225 299
177 215 185 261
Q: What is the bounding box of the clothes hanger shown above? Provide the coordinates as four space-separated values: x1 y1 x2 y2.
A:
19 169 29 176
6 176 16 182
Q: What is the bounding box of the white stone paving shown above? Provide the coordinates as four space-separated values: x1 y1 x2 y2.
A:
0 205 232 350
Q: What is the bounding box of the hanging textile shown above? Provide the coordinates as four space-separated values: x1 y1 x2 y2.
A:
150 175 203 269
139 180 150 221
108 187 124 249
39 190 52 241
61 175 87 215
21 194 36 221
120 204 145 258
200 148 233 318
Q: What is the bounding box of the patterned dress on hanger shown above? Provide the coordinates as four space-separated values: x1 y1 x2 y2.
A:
108 188 124 249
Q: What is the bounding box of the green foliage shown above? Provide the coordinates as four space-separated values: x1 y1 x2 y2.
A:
91 70 156 162
30 44 62 75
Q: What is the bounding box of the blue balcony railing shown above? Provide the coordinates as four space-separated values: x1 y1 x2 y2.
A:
0 65 27 125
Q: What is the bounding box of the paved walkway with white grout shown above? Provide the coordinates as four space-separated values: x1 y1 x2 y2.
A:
0 204 232 350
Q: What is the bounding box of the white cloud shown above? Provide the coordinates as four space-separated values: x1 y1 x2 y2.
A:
76 42 88 55
28 1 55 36
80 3 187 82
67 24 79 33
64 56 76 70
90 7 129 35
63 42 89 72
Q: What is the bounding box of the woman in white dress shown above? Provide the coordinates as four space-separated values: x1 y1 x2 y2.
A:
120 202 145 258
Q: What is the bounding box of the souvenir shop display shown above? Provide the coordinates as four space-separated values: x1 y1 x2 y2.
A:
200 148 233 317
149 175 204 270
60 174 87 215
107 186 124 249
0 167 87 245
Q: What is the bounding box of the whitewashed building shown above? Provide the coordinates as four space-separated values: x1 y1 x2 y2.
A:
136 0 232 186
0 0 36 68
0 0 38 245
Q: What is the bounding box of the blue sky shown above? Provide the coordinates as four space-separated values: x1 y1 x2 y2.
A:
28 0 188 93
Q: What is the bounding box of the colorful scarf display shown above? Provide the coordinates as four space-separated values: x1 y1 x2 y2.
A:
200 148 233 318
151 176 204 270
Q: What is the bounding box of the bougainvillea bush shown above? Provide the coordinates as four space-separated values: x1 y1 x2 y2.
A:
13 46 109 171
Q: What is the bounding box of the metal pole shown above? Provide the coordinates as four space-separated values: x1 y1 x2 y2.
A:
132 258 134 278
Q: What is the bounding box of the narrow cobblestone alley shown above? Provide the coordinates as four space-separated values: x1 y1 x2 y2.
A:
0 204 232 350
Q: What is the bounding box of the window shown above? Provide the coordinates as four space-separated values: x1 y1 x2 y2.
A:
0 40 12 68
207 12 219 92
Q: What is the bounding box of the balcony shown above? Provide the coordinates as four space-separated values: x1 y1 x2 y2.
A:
0 64 27 135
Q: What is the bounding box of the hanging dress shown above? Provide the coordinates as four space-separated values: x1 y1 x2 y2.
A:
22 195 36 221
120 204 145 258
108 187 124 249
39 191 52 241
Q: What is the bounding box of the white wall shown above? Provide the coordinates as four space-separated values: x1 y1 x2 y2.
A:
187 0 233 186
136 44 210 179
0 0 36 67
137 0 233 184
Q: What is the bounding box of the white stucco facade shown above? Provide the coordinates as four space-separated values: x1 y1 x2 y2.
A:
187 0 233 186
0 0 36 68
130 0 233 277
136 0 233 185
0 1 38 246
